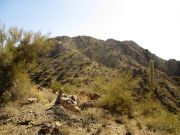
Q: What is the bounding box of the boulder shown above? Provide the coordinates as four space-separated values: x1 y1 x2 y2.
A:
54 91 80 113
60 97 80 113
69 95 79 105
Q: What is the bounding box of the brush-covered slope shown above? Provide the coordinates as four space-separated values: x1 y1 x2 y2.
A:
29 36 180 113
29 36 115 87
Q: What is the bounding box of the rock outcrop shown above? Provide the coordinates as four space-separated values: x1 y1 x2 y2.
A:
54 90 80 113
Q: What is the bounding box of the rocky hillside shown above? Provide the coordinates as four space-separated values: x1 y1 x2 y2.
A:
0 25 179 134
30 36 180 85
1 89 175 135
55 36 179 76
28 36 180 113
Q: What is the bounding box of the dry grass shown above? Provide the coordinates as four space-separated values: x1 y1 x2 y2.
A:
20 87 55 103
1 86 55 105
82 108 104 128
0 104 19 122
53 126 70 135
135 99 162 116
144 111 180 134
135 99 180 135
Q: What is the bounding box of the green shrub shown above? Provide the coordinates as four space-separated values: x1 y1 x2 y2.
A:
137 99 162 116
61 83 79 94
0 63 32 103
50 81 63 93
50 81 78 94
145 110 180 134
100 71 140 114
0 24 52 103
82 108 103 128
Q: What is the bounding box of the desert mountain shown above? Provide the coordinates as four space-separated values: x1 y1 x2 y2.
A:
29 36 180 112
31 36 180 84
0 33 179 135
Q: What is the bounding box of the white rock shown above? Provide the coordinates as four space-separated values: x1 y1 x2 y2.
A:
27 98 37 103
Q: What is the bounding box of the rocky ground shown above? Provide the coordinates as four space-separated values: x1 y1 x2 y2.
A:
0 91 172 135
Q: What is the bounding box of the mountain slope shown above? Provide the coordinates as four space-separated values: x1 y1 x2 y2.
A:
53 36 179 76
29 36 180 113
0 33 179 135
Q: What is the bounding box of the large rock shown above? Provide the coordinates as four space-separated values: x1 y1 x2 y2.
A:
54 90 80 113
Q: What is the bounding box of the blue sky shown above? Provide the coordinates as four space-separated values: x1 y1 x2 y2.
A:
0 0 95 35
0 0 180 60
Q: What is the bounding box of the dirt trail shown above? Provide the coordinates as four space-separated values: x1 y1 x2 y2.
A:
0 102 54 135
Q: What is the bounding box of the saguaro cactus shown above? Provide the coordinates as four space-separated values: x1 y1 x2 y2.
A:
150 60 154 91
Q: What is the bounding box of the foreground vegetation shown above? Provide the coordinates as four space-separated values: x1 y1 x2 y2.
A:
87 71 180 134
0 23 53 103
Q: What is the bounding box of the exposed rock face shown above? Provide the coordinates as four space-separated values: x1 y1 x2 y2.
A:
166 59 180 76
154 87 180 113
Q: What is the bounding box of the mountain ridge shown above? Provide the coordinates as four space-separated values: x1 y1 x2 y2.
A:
51 36 179 76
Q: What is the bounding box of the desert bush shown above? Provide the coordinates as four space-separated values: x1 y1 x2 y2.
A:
13 66 32 98
144 110 180 134
0 24 53 103
136 96 180 134
136 99 162 116
23 87 55 103
50 81 63 93
50 81 78 94
1 85 55 104
61 84 79 94
82 108 103 128
0 104 19 121
99 71 140 115
91 76 108 93
0 63 32 103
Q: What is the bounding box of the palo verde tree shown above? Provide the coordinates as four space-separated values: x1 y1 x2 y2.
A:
0 23 52 102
